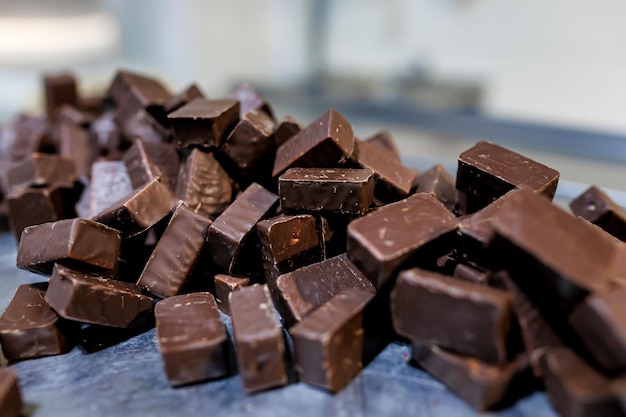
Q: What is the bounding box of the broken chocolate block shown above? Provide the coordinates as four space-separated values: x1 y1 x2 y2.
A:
108 70 172 124
87 160 133 218
230 83 274 119
214 274 249 314
221 109 276 172
414 164 456 212
230 284 287 393
290 289 374 393
453 263 490 286
123 139 179 191
168 99 239 149
273 116 302 148
155 292 228 386
17 218 121 275
44 72 78 118
7 152 76 191
0 369 22 417
363 130 400 162
164 83 206 114
57 123 96 179
570 185 626 242
45 264 154 328
278 168 375 215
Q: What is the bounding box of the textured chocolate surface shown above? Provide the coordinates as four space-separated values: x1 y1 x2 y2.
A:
0 369 22 417
214 274 249 314
137 203 211 298
414 164 456 212
221 109 276 172
570 185 626 242
168 99 240 149
0 283 75 361
230 284 287 393
275 254 375 324
155 293 228 386
392 268 515 364
88 160 133 218
17 218 121 275
44 73 77 118
278 168 375 215
123 139 180 191
272 109 354 177
45 264 154 328
347 193 458 289
290 289 374 393
7 153 76 191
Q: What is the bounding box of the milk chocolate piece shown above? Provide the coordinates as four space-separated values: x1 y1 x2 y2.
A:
570 185 626 242
155 293 228 386
108 70 172 124
164 83 206 114
412 344 535 411
230 284 287 393
17 218 121 275
44 73 78 118
93 177 179 237
541 347 623 417
456 141 560 212
7 153 76 191
257 213 322 286
275 254 375 324
0 283 76 361
45 264 154 328
392 268 515 364
175 149 232 219
363 130 400 162
58 123 96 179
123 139 179 191
138 203 211 298
272 109 354 177
230 83 274 119
87 160 133 218
214 274 249 314
278 168 375 215
221 109 276 172
0 369 22 417
273 116 302 147
347 193 458 289
208 183 278 275
168 99 240 149
414 164 456 212
290 289 374 392
90 111 124 156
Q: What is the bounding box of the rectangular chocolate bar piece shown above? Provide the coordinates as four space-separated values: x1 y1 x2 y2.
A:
230 83 274 119
347 193 458 289
570 185 626 242
278 168 375 215
273 116 302 148
290 289 374 392
57 123 97 179
44 72 78 118
155 293 228 386
123 139 180 192
7 153 76 191
108 70 172 124
168 99 240 149
17 218 121 275
45 264 154 328
137 203 212 298
0 369 22 417
275 254 375 324
392 268 516 364
230 284 287 393
0 283 76 361
414 164 456 213
88 160 134 218
221 109 276 172
214 274 249 314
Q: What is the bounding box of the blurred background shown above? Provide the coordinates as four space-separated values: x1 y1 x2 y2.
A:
0 0 625 201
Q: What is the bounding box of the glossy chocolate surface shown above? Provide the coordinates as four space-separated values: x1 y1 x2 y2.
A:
168 99 240 149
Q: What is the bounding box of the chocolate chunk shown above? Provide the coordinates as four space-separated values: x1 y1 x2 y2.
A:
123 139 179 191
414 164 456 212
347 193 458 289
175 149 232 219
0 283 77 361
278 168 375 215
317 214 351 258
208 183 278 275
453 263 490 286
93 177 179 237
90 111 124 156
412 344 535 411
290 289 374 392
7 153 76 191
275 254 375 324
230 83 274 119
164 83 206 114
87 160 133 218
541 347 623 417
257 213 322 286
45 264 154 328
44 73 78 118
10 114 52 160
230 284 287 393
214 274 249 314
363 130 400 162
221 109 276 172
57 123 97 179
137 203 211 298
120 106 170 144
17 218 121 275
273 116 302 147
392 268 516 364
52 104 91 128
570 185 626 242
456 141 560 212
353 139 416 201
168 99 240 149
155 293 228 386
78 94 105 115
0 369 22 417
272 109 354 177
108 70 172 125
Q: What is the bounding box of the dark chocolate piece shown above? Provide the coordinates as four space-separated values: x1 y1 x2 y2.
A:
275 254 375 324
363 130 400 162
123 139 179 191
90 111 123 156
44 73 78 118
93 177 179 237
17 218 121 275
272 109 354 177
137 203 211 298
57 123 96 179
120 106 170 143
164 83 206 114
87 160 133 218
273 116 302 147
108 70 172 124
0 369 22 417
392 268 515 364
221 109 276 172
168 99 240 149
570 185 626 242
414 164 456 212
214 274 249 314
230 284 287 393
278 168 375 215
230 83 274 119
78 94 105 115
290 289 374 392
453 263 490 286
52 104 91 128
7 152 76 191
155 293 228 386
456 141 560 212
347 193 458 289
0 283 76 361
208 183 278 275
10 114 52 161
412 344 535 411
45 264 154 328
